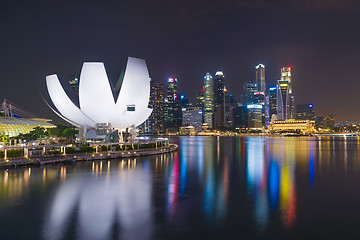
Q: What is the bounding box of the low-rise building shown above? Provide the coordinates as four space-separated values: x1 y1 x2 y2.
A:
0 117 55 137
268 119 315 133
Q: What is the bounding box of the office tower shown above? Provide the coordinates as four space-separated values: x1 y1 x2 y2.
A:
214 71 225 106
164 78 181 131
213 103 225 129
180 94 189 109
277 66 295 120
148 80 164 134
233 103 247 130
243 83 258 105
196 87 205 109
68 75 79 93
296 104 315 120
203 72 214 128
255 64 265 93
268 86 277 121
276 79 290 120
281 67 292 92
243 82 263 129
182 107 203 132
247 104 263 129
254 91 265 127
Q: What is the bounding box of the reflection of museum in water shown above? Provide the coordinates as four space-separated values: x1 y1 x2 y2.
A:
1 136 360 239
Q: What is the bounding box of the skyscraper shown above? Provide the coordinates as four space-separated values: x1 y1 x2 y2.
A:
281 67 292 93
255 64 265 93
68 75 79 94
196 87 205 109
296 104 315 120
148 80 164 134
214 71 224 106
247 104 263 129
182 107 203 132
203 72 214 128
277 66 295 120
276 79 290 120
180 94 189 109
243 83 258 105
164 78 181 131
268 86 277 121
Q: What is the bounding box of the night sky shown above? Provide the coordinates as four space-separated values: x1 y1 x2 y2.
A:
1 0 360 122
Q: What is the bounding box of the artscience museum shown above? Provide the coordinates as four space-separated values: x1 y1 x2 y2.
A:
44 57 153 141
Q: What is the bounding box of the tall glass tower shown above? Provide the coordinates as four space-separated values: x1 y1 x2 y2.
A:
214 71 224 106
277 66 295 120
164 78 181 131
148 80 164 134
203 72 214 128
255 64 265 93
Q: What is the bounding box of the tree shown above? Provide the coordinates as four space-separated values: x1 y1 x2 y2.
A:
48 125 68 138
0 135 9 145
62 128 78 143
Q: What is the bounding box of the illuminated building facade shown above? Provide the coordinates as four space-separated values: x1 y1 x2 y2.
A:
196 87 205 109
203 72 214 128
277 80 295 120
233 103 247 129
268 119 315 133
0 118 55 137
247 104 263 129
269 86 278 121
255 64 265 93
182 107 203 132
244 83 258 105
148 81 164 134
214 71 224 106
296 104 315 120
277 67 295 120
0 99 55 137
243 82 264 129
164 78 181 131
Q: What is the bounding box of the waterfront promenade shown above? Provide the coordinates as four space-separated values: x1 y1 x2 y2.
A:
0 140 178 169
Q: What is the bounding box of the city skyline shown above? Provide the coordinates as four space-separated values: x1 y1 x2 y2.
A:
1 0 360 121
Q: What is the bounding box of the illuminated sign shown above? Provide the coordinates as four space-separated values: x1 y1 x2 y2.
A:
168 78 174 82
309 104 313 108
247 104 262 109
269 87 276 90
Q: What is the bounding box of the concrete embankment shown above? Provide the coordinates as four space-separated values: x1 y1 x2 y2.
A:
0 144 178 169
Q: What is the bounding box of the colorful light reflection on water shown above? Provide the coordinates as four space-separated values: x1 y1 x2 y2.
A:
1 136 360 239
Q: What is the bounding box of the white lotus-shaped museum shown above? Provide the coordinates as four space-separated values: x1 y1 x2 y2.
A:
44 57 152 130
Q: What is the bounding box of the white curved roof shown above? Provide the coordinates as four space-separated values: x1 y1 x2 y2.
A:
113 57 152 129
45 57 152 130
46 74 96 127
79 63 116 124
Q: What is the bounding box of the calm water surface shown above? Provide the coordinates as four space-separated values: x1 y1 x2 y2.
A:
1 136 360 239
